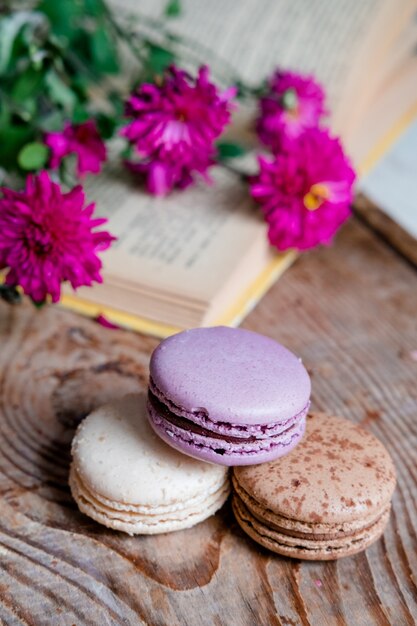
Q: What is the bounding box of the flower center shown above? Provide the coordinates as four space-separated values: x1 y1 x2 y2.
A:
303 183 330 211
25 223 53 256
281 88 299 114
75 125 92 142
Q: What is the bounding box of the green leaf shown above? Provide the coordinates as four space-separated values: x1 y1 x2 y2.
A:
0 100 9 128
90 27 119 74
17 142 49 171
72 103 90 124
0 11 47 74
120 144 133 160
216 141 247 160
19 98 37 121
38 0 83 42
45 70 76 110
11 68 44 102
66 30 91 72
70 74 89 101
146 43 175 76
109 91 124 117
0 124 34 170
164 0 182 18
96 113 117 140
84 0 107 16
235 79 266 100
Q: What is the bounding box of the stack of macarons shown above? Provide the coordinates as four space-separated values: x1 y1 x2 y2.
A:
69 326 396 560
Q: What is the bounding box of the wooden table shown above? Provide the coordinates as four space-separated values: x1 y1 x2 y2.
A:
0 218 416 626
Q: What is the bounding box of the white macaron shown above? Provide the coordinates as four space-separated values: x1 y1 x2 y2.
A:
69 393 230 535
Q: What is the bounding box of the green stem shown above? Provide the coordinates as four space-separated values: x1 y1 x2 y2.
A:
101 3 149 64
58 160 77 189
63 49 108 92
104 4 261 97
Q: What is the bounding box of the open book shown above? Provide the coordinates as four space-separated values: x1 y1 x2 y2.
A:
63 166 296 336
62 0 417 336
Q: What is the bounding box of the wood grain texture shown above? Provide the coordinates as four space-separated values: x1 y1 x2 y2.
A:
0 219 416 626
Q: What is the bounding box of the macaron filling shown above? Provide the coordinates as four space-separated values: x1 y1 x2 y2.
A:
147 379 308 456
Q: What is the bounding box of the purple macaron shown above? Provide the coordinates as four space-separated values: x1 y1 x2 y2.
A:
146 327 311 466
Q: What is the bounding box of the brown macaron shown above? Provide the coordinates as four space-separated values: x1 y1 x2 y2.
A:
232 413 396 560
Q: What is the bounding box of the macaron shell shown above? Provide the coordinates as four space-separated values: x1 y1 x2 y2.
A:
70 466 229 535
232 475 385 537
150 326 311 424
233 495 391 561
233 413 396 525
71 393 228 508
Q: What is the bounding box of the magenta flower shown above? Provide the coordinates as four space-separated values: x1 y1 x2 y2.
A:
121 65 236 195
0 172 115 303
45 120 107 177
256 70 327 150
250 128 356 251
95 314 120 330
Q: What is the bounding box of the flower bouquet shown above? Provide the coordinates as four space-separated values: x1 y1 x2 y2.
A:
0 0 355 327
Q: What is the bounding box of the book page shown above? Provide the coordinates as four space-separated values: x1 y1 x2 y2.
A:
112 0 404 114
345 22 417 165
334 1 417 146
85 163 268 303
348 55 417 170
360 119 417 239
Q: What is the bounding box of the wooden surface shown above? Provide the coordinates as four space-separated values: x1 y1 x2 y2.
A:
0 219 416 626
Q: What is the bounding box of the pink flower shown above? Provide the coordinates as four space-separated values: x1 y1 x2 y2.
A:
45 120 107 177
256 70 327 150
95 314 120 330
250 128 356 251
121 65 236 195
0 172 115 303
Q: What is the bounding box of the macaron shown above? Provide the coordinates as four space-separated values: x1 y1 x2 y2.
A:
232 412 396 560
69 393 229 535
146 326 311 466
